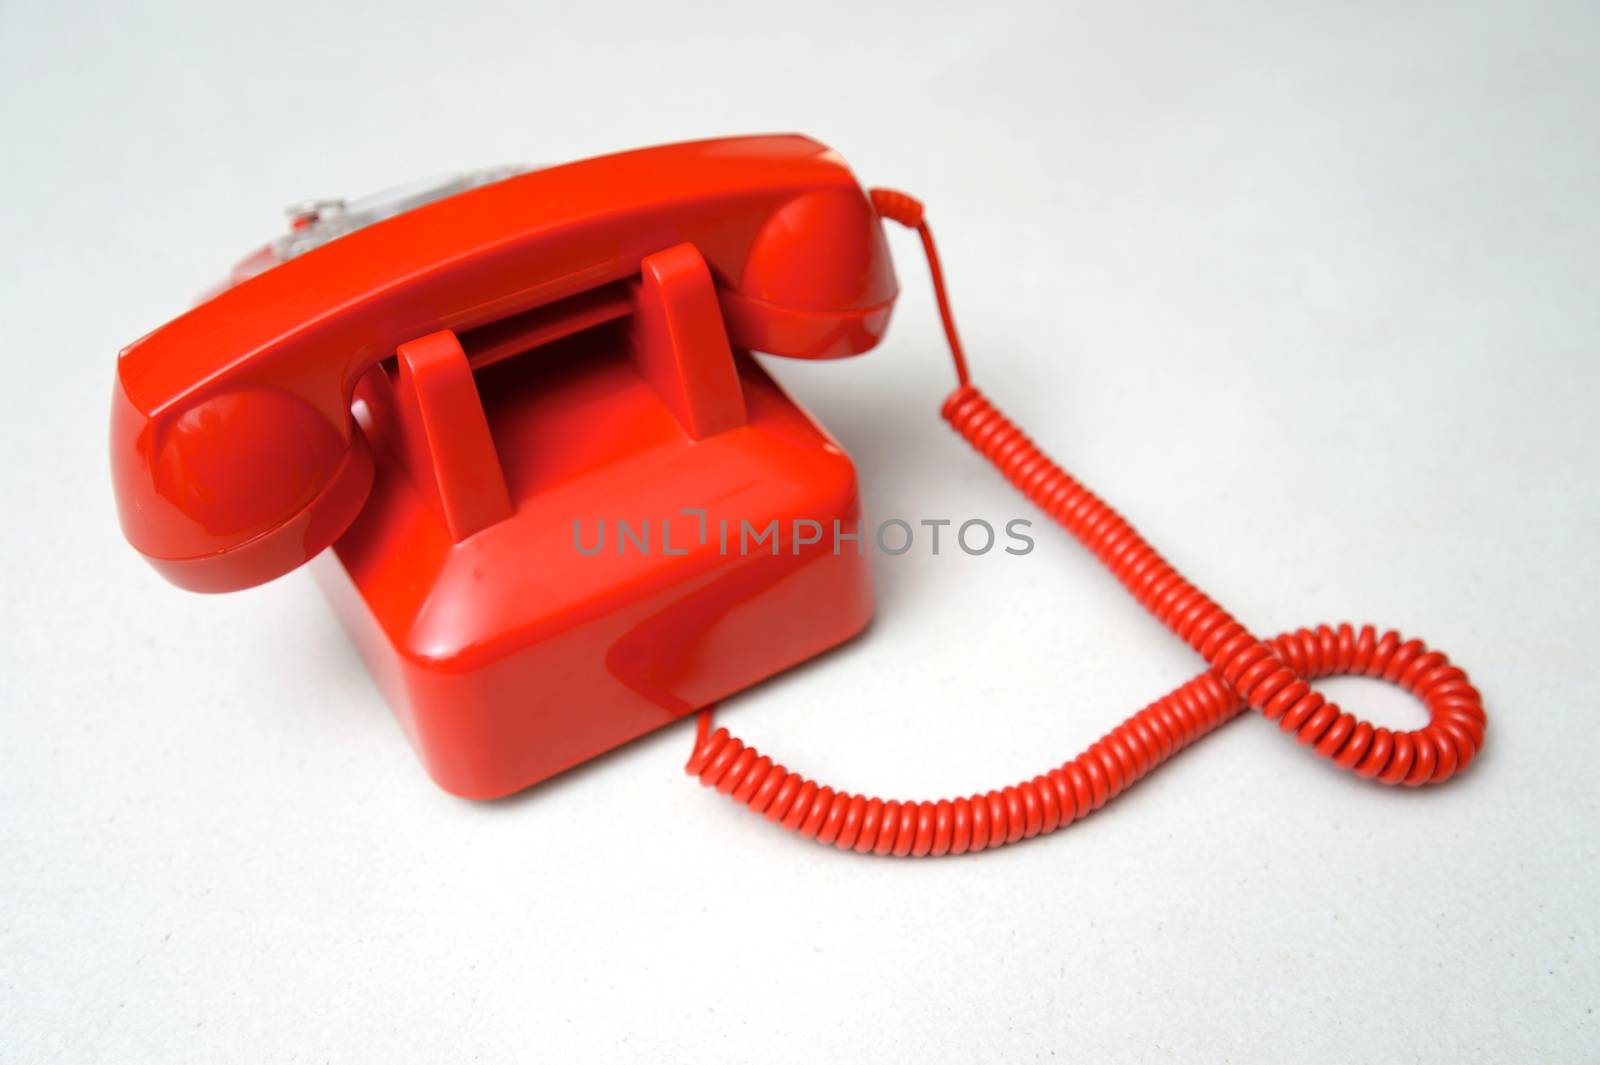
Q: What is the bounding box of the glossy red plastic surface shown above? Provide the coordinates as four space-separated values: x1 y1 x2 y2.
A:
112 134 895 593
321 240 872 797
319 330 871 797
112 135 887 796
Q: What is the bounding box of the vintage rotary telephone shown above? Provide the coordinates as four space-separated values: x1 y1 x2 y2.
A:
111 135 1485 855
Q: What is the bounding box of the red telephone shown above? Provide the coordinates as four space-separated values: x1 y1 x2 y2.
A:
112 134 1486 854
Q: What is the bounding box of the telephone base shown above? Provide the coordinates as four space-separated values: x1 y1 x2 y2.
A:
313 336 873 799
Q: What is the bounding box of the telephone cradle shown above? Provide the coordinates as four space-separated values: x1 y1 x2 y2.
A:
112 135 1487 854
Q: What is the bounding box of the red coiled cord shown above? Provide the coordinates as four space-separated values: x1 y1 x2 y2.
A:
685 189 1486 856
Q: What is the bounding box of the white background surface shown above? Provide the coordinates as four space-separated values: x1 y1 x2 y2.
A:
2 1 1597 1061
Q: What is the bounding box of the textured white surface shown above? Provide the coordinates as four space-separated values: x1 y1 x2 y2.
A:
2 2 1597 1061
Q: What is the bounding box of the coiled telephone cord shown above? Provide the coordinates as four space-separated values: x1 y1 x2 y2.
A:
685 189 1486 856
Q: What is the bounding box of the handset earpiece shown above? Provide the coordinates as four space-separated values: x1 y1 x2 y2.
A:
112 376 373 592
719 185 898 359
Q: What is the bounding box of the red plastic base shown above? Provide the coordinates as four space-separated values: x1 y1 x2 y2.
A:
314 318 873 799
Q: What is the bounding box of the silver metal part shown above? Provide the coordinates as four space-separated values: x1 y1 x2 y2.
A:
270 165 529 261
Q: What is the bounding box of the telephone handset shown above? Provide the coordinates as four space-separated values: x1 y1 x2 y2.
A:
113 136 896 593
112 134 1485 852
